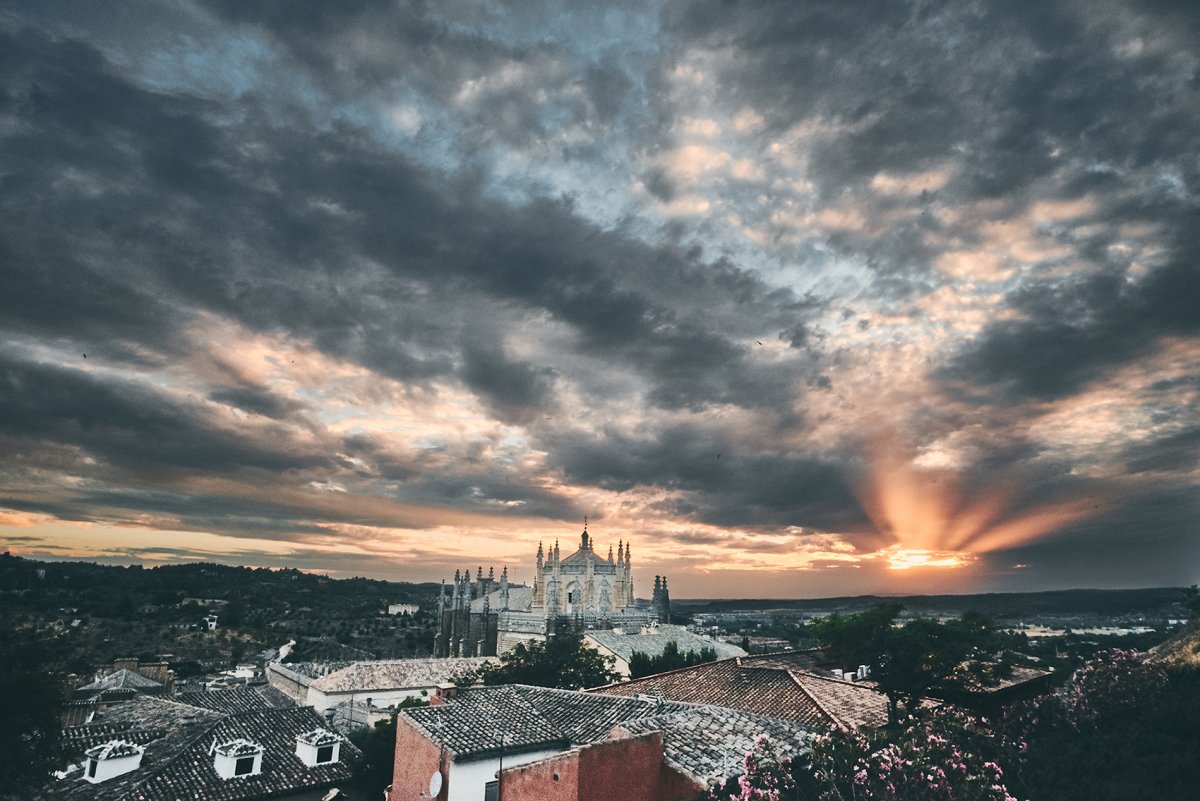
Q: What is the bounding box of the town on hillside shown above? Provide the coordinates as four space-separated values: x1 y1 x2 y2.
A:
4 533 1200 801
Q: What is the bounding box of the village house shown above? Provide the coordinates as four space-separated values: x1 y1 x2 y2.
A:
388 684 811 801
40 691 359 801
62 658 178 726
582 623 747 678
388 603 420 616
591 651 898 729
268 656 495 713
594 650 1054 728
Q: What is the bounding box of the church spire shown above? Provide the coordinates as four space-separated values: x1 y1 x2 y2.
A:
581 516 590 550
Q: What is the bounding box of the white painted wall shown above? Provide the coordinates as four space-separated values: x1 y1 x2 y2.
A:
447 748 562 801
85 752 142 784
582 637 630 678
309 686 430 713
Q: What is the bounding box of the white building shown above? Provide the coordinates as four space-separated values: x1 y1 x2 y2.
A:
386 603 420 616
267 657 495 713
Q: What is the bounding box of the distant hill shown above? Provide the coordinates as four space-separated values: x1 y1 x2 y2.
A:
674 588 1190 619
0 552 443 672
0 551 439 617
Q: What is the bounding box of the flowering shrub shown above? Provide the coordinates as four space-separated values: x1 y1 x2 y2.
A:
810 708 1021 801
1058 648 1166 729
699 735 798 801
705 651 1185 801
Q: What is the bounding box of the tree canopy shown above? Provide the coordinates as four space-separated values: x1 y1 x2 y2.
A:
472 629 619 689
0 630 63 797
628 640 719 679
812 605 1001 723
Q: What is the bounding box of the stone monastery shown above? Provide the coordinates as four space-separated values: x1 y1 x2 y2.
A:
433 523 670 657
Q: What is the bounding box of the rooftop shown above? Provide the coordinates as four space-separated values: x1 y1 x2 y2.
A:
469 585 534 613
591 653 894 729
272 656 496 693
403 684 690 760
175 684 295 714
42 692 359 801
617 706 812 786
79 669 164 692
585 624 747 663
85 740 143 760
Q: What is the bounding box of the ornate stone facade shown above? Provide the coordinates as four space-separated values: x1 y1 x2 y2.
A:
433 525 669 658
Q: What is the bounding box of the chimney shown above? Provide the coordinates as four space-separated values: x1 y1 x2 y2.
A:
431 683 458 705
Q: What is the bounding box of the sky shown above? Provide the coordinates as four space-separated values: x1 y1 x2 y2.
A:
1 0 1197 598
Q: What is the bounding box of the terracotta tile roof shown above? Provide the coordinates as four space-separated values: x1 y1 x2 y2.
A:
950 663 1054 693
590 655 897 730
80 669 164 692
174 685 295 715
274 657 495 693
85 740 144 760
297 728 342 747
403 685 688 760
738 649 824 671
789 671 891 729
405 686 565 759
617 707 812 786
131 706 357 801
519 685 689 743
42 692 360 801
585 625 747 663
591 658 831 727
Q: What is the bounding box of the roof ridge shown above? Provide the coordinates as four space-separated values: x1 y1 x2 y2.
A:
111 712 223 801
787 670 842 729
588 655 742 691
794 667 869 687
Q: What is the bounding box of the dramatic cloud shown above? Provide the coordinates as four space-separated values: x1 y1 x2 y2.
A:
1 1 1197 596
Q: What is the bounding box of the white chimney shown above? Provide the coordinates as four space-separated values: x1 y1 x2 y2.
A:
213 739 264 779
296 728 344 767
84 740 144 783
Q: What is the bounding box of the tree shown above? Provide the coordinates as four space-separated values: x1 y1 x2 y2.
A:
0 632 63 797
350 715 398 800
811 604 904 667
813 605 996 724
473 630 619 689
628 640 720 679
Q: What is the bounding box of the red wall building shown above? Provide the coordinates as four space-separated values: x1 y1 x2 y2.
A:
500 731 702 801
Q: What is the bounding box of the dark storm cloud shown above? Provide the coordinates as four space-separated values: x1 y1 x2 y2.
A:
2 1 1197 590
664 0 1200 313
945 255 1200 401
193 0 652 150
208 386 310 419
551 422 869 532
992 483 1200 587
0 350 331 477
460 341 557 425
0 22 812 414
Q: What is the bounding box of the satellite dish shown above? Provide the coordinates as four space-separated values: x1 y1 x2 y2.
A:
428 770 443 797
